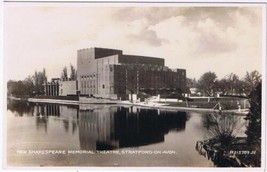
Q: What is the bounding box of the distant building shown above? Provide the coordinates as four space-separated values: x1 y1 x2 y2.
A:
43 78 60 96
59 80 77 96
44 78 77 96
77 47 187 99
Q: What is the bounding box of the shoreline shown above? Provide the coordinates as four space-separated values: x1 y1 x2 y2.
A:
23 97 249 115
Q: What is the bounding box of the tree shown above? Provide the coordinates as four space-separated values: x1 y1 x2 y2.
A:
243 70 261 95
215 78 228 95
223 73 244 95
70 63 77 81
245 82 261 145
33 68 47 95
42 68 47 83
7 68 47 97
7 80 21 96
7 76 34 97
23 75 35 96
244 82 261 166
186 77 197 88
197 71 217 96
226 73 239 92
61 66 68 81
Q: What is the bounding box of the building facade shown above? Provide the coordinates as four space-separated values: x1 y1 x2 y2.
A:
44 79 77 96
43 78 60 96
59 80 77 96
77 47 186 99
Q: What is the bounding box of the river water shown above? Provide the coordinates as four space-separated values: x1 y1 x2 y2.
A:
6 100 248 167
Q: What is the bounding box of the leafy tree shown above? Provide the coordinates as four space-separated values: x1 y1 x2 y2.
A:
61 66 68 81
215 78 228 95
226 73 239 93
187 78 197 88
243 70 261 95
23 75 35 96
7 80 16 96
245 82 261 145
220 73 245 96
197 71 217 96
42 68 47 83
7 80 23 96
7 76 34 97
33 68 47 95
234 80 247 96
7 68 47 97
70 63 77 81
244 82 261 166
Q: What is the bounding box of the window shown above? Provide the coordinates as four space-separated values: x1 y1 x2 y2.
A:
102 84 105 89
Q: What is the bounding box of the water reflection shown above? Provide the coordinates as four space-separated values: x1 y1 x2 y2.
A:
7 100 33 116
8 101 187 151
79 106 187 150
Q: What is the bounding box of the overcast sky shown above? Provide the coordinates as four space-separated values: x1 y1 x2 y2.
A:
4 3 264 81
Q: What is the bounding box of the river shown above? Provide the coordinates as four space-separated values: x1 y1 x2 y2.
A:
6 100 248 167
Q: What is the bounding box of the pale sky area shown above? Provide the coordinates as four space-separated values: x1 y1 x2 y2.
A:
4 3 264 81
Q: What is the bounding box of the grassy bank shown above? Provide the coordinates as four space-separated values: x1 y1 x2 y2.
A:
165 97 249 110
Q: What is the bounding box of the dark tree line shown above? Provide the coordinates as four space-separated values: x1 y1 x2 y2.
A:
246 82 261 145
188 70 261 96
7 68 47 97
244 82 261 166
8 63 77 97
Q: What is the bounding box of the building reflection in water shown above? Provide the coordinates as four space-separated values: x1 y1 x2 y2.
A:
79 105 187 150
32 103 79 134
8 101 187 151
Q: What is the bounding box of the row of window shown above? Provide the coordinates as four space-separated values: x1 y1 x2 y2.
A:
81 80 96 89
81 75 96 79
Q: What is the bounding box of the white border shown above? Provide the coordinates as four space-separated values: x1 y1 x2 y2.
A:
1 1 266 172
261 2 266 171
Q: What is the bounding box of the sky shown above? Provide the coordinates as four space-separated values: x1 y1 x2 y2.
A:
4 3 265 81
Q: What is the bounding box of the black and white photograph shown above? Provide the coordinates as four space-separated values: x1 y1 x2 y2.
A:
2 1 266 170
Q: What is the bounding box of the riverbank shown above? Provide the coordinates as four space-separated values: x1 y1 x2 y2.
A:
12 96 248 115
119 100 248 114
28 98 80 105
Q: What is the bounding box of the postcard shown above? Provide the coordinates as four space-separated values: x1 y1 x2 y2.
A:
2 1 266 171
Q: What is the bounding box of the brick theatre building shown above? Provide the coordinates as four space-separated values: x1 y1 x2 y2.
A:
77 47 186 99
